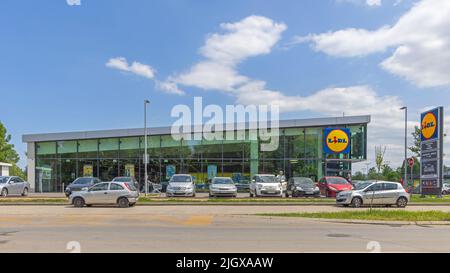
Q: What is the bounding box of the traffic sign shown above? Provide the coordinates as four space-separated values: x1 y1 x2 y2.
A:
408 158 414 168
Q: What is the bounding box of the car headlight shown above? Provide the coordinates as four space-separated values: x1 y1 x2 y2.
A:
257 184 263 190
296 186 303 191
329 186 337 192
314 187 319 191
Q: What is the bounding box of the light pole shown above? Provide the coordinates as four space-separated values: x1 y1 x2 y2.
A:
400 106 408 188
144 99 150 196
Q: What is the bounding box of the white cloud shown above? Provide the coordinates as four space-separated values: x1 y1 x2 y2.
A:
336 0 382 6
298 0 450 87
106 57 155 79
161 15 286 93
155 79 185 96
366 0 382 6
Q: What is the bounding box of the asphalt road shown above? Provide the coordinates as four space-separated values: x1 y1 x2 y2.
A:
1 205 450 253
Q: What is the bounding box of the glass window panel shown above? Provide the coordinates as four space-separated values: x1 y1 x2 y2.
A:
143 136 160 158
160 135 180 159
78 140 98 158
119 137 140 158
285 128 305 159
36 142 56 157
99 138 119 158
57 141 77 158
305 128 320 158
181 135 202 159
35 159 57 192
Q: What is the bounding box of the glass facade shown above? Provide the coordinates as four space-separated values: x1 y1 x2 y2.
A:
33 124 367 192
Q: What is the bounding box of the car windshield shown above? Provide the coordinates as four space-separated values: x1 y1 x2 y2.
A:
170 176 191 183
73 178 92 185
354 182 372 190
293 178 314 186
256 176 276 183
113 177 132 182
0 177 8 184
212 178 234 185
327 177 349 185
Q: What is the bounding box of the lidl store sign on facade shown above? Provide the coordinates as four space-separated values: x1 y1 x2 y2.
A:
324 128 351 154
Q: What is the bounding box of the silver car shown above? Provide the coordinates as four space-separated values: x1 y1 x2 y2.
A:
209 177 237 197
336 180 410 208
0 176 31 197
69 182 139 208
166 174 196 197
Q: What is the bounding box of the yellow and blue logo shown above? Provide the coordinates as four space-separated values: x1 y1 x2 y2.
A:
324 128 351 154
421 111 438 140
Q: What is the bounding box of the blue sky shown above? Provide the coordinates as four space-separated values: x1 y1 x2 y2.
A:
1 0 449 170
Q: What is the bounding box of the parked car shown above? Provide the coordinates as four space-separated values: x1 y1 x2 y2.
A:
166 174 196 197
336 181 410 208
236 179 250 192
65 177 102 197
318 176 353 198
249 174 283 197
209 177 237 197
285 177 320 197
112 177 139 190
0 176 30 197
69 182 139 208
442 183 450 195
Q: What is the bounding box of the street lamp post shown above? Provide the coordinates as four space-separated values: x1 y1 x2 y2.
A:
144 100 150 196
400 106 408 188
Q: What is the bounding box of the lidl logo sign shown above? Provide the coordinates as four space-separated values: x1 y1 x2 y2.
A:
324 128 351 154
421 111 438 141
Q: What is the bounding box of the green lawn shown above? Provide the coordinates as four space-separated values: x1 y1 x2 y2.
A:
257 210 450 222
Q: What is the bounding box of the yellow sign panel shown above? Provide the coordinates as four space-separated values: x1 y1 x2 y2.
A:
83 165 93 176
325 129 350 153
421 112 437 140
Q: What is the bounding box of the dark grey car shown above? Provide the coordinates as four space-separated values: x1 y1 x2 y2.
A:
285 177 320 197
65 177 102 197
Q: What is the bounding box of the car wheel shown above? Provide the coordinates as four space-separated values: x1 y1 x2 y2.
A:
396 197 408 208
285 192 289 198
22 188 29 197
351 197 362 208
118 197 130 208
1 188 8 197
73 197 85 208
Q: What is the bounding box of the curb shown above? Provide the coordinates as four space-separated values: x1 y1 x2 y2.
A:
252 215 450 226
316 218 450 226
1 202 450 206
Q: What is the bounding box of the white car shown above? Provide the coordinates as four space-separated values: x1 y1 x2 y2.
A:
249 174 283 197
442 183 450 195
0 176 30 197
166 174 196 197
336 181 410 208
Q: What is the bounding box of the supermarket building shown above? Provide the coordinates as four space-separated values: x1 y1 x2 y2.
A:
22 115 370 192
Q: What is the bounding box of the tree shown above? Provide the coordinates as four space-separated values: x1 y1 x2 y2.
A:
374 145 386 174
0 122 26 179
409 125 421 158
352 171 365 180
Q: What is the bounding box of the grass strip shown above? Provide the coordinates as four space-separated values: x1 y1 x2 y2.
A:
256 210 450 221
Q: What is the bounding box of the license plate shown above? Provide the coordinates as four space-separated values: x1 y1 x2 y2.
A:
306 191 314 195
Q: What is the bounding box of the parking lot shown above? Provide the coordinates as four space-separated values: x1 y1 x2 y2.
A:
1 205 450 253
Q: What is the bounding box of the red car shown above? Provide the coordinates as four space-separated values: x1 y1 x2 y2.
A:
317 176 353 198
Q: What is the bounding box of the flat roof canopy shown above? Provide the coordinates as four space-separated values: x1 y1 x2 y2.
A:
22 115 370 143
